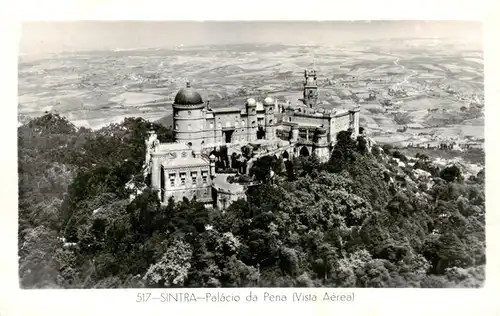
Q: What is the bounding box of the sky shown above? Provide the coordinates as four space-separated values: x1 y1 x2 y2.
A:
19 21 482 55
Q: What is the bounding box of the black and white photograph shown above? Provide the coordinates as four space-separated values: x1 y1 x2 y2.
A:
17 20 486 290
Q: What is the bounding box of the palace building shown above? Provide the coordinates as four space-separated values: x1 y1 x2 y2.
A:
143 69 360 208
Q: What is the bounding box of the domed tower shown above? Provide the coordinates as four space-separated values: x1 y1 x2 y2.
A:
263 96 276 140
245 98 257 142
313 127 329 163
172 82 206 148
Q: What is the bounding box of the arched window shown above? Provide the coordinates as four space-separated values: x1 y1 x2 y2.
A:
269 119 273 125
300 146 310 157
251 121 256 127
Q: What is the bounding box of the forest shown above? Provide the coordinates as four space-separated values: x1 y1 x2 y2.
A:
18 113 485 288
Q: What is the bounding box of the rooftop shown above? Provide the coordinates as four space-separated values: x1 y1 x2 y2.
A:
157 143 191 151
212 106 243 113
173 82 204 107
212 174 245 194
162 156 210 168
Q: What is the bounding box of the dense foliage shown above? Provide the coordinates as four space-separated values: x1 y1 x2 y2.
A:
18 114 485 288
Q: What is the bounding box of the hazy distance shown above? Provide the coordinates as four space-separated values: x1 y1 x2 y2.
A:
20 21 482 56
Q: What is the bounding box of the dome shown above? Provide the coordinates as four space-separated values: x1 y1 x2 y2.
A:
173 82 203 107
246 98 256 106
263 97 274 106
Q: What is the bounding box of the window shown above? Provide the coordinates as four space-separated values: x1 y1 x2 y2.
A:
202 171 208 184
188 110 192 116
210 122 214 129
180 173 186 185
251 121 256 127
241 120 245 127
269 119 273 124
288 117 292 122
169 173 176 187
191 171 197 185
188 124 191 131
175 124 179 130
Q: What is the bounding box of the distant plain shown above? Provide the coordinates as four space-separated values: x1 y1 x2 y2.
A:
18 38 484 145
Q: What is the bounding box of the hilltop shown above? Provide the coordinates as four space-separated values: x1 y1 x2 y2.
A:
18 113 485 288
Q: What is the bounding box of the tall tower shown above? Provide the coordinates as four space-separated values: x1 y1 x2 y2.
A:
172 82 206 148
302 69 319 108
263 96 276 140
246 98 257 142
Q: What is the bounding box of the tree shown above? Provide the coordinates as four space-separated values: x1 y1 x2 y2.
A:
143 239 193 287
440 165 462 182
19 226 62 288
249 155 277 183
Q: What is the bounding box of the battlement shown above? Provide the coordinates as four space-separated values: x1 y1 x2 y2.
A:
305 69 317 78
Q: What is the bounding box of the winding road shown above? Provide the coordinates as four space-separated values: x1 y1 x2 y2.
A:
393 57 418 88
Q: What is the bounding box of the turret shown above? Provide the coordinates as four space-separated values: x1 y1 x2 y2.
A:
209 154 216 178
263 96 276 140
313 127 329 163
290 124 299 143
349 106 361 139
246 98 257 142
